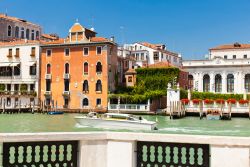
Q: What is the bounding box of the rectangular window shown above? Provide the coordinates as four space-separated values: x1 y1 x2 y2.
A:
233 55 236 59
64 80 69 91
46 49 52 57
14 84 19 91
97 46 102 55
46 79 51 91
136 53 140 60
31 47 36 56
64 98 69 107
8 49 12 57
29 64 37 75
153 52 159 61
83 47 89 55
16 48 20 57
128 76 133 82
65 48 70 56
30 84 35 91
96 98 101 106
141 53 144 60
224 55 227 59
14 65 20 76
244 54 247 59
7 84 11 91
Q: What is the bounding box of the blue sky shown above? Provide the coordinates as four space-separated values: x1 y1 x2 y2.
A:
1 0 250 59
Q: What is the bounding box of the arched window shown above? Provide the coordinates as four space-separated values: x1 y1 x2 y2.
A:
96 80 102 91
83 80 89 92
65 63 69 74
188 75 194 90
203 74 210 92
245 74 250 92
84 62 88 75
15 26 19 38
96 62 102 74
46 64 51 74
21 27 25 39
31 30 35 40
36 31 39 39
26 29 30 39
227 74 234 93
215 74 222 93
8 25 12 37
82 98 89 106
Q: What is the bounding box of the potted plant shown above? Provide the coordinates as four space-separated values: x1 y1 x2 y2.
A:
238 99 248 106
227 99 236 106
181 99 189 105
204 99 214 105
215 99 225 105
192 99 201 105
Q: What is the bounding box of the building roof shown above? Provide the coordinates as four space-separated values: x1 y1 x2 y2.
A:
0 39 40 46
146 62 174 68
210 43 250 50
90 37 109 42
138 42 179 57
0 13 41 27
125 68 136 74
41 34 59 40
70 22 84 32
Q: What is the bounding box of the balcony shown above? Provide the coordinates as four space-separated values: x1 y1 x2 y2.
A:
82 90 89 94
44 91 51 96
7 54 12 58
63 73 70 79
45 74 51 79
62 91 70 96
14 54 20 58
30 53 35 57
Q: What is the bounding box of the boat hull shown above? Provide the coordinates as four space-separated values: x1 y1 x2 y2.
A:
75 116 157 130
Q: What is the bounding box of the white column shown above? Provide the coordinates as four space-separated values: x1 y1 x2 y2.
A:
222 73 227 93
210 73 215 93
198 73 203 92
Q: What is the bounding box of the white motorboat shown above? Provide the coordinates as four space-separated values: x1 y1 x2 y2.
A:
75 112 157 130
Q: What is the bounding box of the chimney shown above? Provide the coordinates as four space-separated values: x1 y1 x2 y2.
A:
110 36 115 42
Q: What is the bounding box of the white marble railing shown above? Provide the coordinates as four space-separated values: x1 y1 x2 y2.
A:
1 132 250 167
108 104 150 112
185 101 250 113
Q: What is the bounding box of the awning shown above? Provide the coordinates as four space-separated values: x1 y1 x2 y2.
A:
0 62 11 67
10 63 20 67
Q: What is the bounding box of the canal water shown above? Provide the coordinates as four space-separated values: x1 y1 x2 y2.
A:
0 113 250 137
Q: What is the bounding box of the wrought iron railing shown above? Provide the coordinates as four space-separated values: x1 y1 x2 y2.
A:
137 141 210 167
2 141 78 167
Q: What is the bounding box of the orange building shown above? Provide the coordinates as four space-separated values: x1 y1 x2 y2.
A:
40 22 117 112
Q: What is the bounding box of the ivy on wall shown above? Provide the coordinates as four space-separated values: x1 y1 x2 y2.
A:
109 67 180 103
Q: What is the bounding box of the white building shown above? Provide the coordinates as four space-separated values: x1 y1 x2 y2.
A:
0 40 40 109
183 43 250 94
118 42 182 68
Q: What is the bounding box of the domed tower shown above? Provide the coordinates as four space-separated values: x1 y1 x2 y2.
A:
68 21 96 42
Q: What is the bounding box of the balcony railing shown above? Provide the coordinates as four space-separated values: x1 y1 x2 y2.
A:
63 73 70 79
44 91 51 96
0 91 37 96
1 132 248 167
62 91 70 96
45 74 51 79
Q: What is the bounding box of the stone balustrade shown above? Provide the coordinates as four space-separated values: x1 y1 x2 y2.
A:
0 132 250 167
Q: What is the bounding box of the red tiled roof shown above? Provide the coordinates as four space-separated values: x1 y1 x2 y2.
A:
139 42 178 56
41 34 58 40
0 39 40 46
146 62 174 68
210 43 250 50
0 14 40 27
90 37 109 42
125 68 136 74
